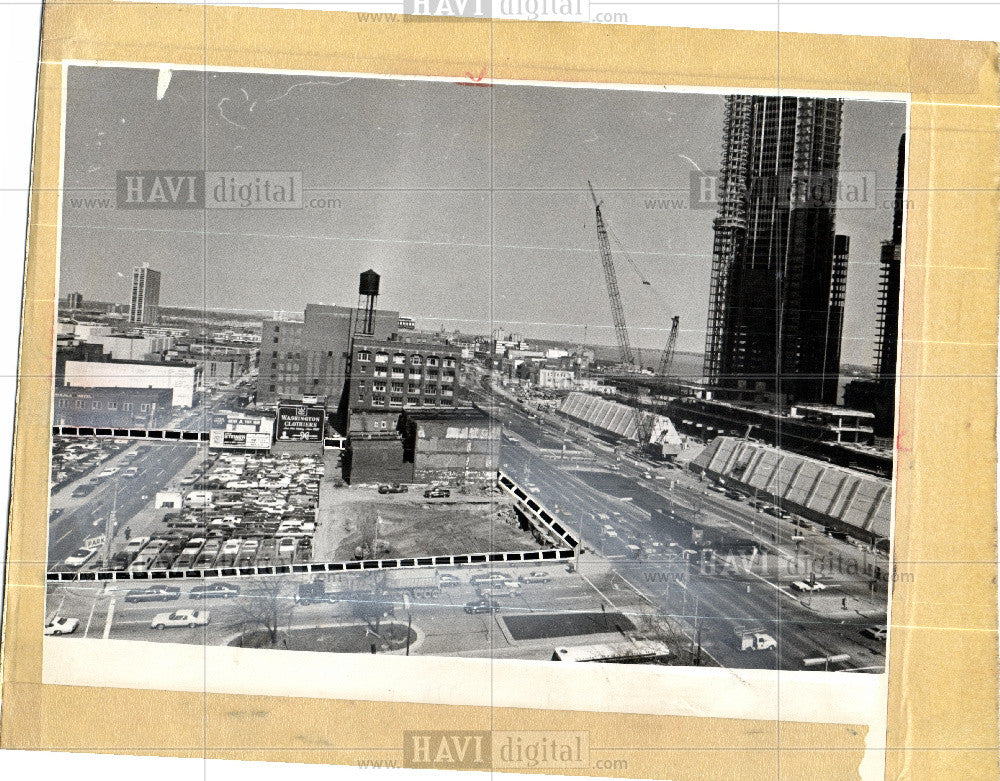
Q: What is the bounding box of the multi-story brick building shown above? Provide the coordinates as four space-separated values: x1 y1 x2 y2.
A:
346 337 462 433
256 303 398 407
53 386 174 428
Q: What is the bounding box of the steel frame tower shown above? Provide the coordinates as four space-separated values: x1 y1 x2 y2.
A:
702 95 847 404
657 316 681 376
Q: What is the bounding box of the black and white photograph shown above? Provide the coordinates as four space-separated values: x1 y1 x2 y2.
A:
45 63 905 678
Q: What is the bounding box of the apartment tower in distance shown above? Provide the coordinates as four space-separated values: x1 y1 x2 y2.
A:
129 264 161 324
703 95 849 405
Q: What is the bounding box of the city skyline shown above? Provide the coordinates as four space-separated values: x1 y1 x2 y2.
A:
59 65 906 365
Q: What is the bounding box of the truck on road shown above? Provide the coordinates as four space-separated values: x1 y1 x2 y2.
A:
735 626 777 652
296 570 441 606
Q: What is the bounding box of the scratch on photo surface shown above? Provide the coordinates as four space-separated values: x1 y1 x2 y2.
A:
155 67 172 100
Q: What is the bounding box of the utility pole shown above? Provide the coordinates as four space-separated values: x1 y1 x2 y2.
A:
102 475 118 569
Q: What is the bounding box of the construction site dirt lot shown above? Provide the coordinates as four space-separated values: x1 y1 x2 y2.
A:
315 484 546 560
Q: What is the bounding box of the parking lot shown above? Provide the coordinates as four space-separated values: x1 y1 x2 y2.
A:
53 447 324 573
50 437 130 495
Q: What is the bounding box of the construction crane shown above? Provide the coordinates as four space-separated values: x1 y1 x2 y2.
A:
589 181 634 370
588 181 651 447
656 316 680 376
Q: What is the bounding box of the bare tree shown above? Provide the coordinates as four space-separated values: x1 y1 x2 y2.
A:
350 571 390 636
232 577 296 647
354 510 390 559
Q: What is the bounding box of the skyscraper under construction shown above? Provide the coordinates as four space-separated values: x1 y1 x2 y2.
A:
871 133 906 437
703 95 849 405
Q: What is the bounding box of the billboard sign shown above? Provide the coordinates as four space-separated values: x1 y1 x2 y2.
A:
276 403 325 442
209 430 272 449
209 413 274 450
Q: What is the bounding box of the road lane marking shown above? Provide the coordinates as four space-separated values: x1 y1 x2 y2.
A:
103 599 116 639
84 598 98 637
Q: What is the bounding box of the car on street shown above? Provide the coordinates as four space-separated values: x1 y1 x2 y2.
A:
189 583 240 599
122 466 140 478
763 505 791 519
151 609 210 629
124 585 181 603
791 580 827 592
861 625 888 641
71 483 96 498
519 571 551 583
476 584 512 598
378 484 408 494
464 598 501 614
469 572 511 586
64 548 96 569
423 487 451 499
44 617 80 636
725 489 744 501
707 483 727 494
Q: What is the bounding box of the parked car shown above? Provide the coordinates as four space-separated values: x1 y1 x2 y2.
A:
378 484 408 494
189 583 240 599
423 487 451 499
71 484 96 498
108 551 136 571
439 574 461 587
277 537 298 560
44 617 80 636
464 598 501 614
150 609 210 629
519 571 551 584
124 585 181 603
64 548 96 570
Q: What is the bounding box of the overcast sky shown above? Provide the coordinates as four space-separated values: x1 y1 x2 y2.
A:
60 65 906 365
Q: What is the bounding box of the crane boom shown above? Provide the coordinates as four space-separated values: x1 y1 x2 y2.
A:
656 316 680 376
588 182 651 448
589 181 633 368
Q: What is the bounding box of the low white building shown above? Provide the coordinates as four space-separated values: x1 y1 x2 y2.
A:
63 358 203 407
85 333 174 361
537 366 576 389
155 491 183 509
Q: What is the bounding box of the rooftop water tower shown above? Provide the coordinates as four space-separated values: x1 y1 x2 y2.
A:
356 269 380 336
